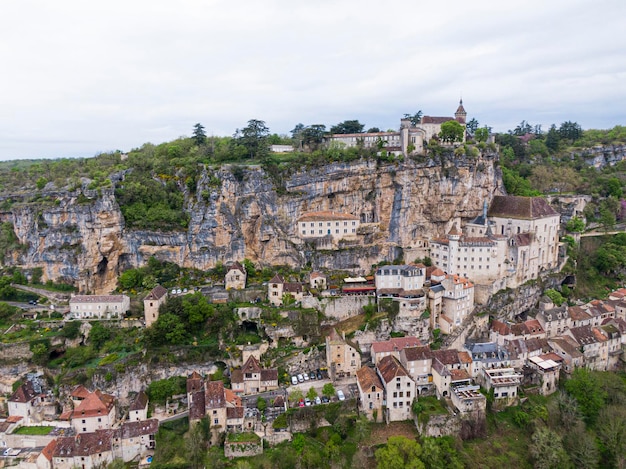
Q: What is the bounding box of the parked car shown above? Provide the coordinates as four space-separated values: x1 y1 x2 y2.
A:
305 398 311 407
291 376 298 385
337 390 345 401
171 289 177 295
298 399 305 407
303 373 309 381
176 288 182 294
315 396 322 405
297 374 304 383
309 371 316 380
316 370 323 380
3 448 12 457
321 396 330 404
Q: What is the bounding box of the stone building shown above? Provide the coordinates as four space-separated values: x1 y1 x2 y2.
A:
430 196 561 300
225 261 247 290
376 355 415 423
326 328 361 380
297 211 360 241
231 355 279 396
267 274 304 306
439 274 475 333
143 285 168 328
69 295 130 319
327 101 467 156
356 366 384 421
70 390 116 434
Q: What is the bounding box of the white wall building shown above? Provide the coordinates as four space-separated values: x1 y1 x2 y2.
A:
69 295 130 319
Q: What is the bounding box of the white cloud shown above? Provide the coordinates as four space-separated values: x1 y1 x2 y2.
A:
1 0 626 159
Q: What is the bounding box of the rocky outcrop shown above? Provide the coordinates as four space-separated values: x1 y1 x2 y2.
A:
1 152 502 293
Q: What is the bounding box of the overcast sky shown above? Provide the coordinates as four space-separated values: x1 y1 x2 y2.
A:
1 0 625 160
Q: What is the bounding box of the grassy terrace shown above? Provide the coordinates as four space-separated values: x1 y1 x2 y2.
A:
13 425 55 435
226 432 261 443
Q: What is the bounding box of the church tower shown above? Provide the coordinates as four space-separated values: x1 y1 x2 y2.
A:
455 99 467 124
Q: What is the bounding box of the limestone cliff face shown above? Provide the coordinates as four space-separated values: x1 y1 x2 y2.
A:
1 152 502 293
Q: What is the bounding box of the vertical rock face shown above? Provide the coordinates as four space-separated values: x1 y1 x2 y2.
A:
1 152 502 293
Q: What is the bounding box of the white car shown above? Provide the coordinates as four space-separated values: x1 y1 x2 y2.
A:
291 376 298 385
303 373 309 381
176 288 182 294
297 374 304 383
314 396 321 405
337 390 346 401
3 448 12 457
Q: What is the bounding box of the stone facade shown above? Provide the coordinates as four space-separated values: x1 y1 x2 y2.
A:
143 285 167 328
225 261 247 290
69 295 130 319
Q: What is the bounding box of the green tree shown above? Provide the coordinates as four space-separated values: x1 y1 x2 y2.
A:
403 111 423 125
475 127 489 143
331 120 364 134
439 120 465 144
186 421 207 469
375 436 425 469
564 368 607 425
289 388 304 405
322 383 336 398
257 396 267 413
544 289 565 306
235 119 270 160
30 341 50 365
118 269 143 290
306 387 318 401
529 426 571 469
89 322 112 350
558 121 583 142
562 425 599 469
420 436 463 469
595 405 626 468
565 216 585 233
466 118 479 134
606 177 623 199
192 123 207 146
36 177 47 190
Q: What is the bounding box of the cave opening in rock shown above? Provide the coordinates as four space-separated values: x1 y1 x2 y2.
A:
97 257 108 275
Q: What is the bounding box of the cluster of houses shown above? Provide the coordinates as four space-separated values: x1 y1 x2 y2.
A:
326 289 626 422
3 380 157 469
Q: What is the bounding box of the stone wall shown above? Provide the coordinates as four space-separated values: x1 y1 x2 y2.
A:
302 295 374 321
224 439 263 459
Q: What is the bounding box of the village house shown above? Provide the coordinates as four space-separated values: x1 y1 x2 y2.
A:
8 380 45 426
231 355 279 396
451 384 486 415
566 325 609 371
399 346 433 396
356 366 384 421
297 211 360 241
439 274 475 333
370 336 422 365
225 261 247 290
143 285 168 328
526 354 562 395
483 368 522 408
70 389 116 434
504 338 550 369
464 342 512 378
129 391 149 421
511 319 546 340
309 271 327 290
430 349 473 398
326 328 361 380
49 431 114 469
536 298 570 338
375 264 426 297
114 419 158 461
69 294 130 319
267 274 304 306
600 323 623 369
376 355 415 422
547 336 585 374
568 305 594 327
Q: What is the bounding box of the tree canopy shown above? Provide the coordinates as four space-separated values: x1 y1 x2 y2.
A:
330 120 364 134
439 120 465 143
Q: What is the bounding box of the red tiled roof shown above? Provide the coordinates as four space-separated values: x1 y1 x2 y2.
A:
491 319 511 336
205 381 225 409
6 415 23 423
432 349 461 366
377 355 410 384
72 390 115 419
450 369 471 382
421 116 455 124
9 381 38 403
41 439 57 461
53 431 114 458
356 366 384 392
144 285 168 301
402 346 432 362
371 336 421 354
298 211 359 222
242 356 262 374
71 385 91 399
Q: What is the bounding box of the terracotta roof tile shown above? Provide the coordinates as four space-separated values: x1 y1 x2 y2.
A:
377 355 410 384
356 366 384 392
129 391 148 411
488 196 559 219
297 211 359 222
144 285 168 301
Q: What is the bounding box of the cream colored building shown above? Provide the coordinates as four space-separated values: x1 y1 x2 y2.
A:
71 390 116 434
430 196 561 295
225 261 247 290
267 274 304 306
327 101 467 156
356 366 384 421
69 295 130 319
439 274 475 333
143 285 168 328
377 355 415 422
297 211 360 241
